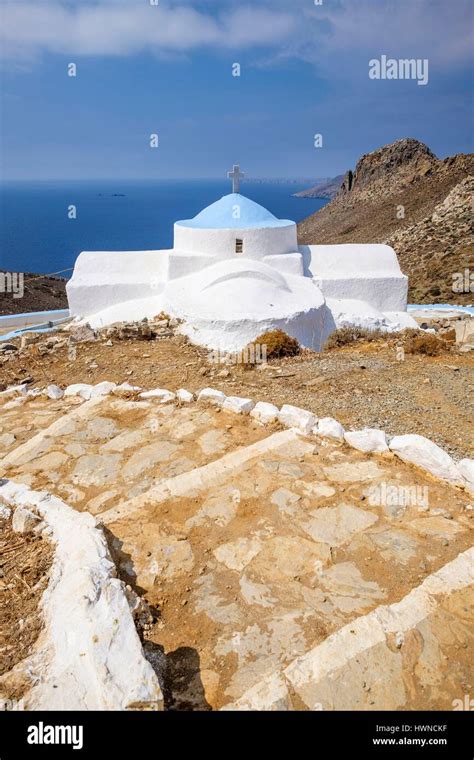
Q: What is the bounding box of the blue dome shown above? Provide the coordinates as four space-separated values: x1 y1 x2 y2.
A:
176 193 294 230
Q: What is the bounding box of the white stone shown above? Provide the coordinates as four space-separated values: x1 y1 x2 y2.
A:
46 384 64 400
344 428 388 453
12 506 41 533
0 480 163 711
300 504 378 546
197 387 226 406
1 397 27 410
64 383 94 400
113 383 142 395
457 459 474 493
0 384 28 398
213 537 263 572
90 381 117 397
278 404 316 435
222 396 255 415
0 504 11 519
176 388 194 404
222 672 292 711
389 434 464 485
317 417 345 440
271 487 301 510
139 388 176 402
250 401 280 425
0 432 16 449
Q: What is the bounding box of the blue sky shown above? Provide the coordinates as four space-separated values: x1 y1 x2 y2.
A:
1 0 473 180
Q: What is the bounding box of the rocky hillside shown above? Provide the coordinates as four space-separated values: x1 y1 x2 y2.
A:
298 139 474 303
0 274 68 316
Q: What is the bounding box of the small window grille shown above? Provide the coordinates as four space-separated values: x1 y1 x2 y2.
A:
235 238 243 254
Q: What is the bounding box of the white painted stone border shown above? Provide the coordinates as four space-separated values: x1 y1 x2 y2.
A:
1 382 472 493
0 480 163 711
223 547 474 710
285 546 474 710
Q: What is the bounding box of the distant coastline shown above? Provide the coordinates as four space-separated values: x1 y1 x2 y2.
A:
292 175 345 200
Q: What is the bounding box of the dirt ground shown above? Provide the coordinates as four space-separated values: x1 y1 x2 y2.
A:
1 332 472 460
0 275 67 316
0 514 52 700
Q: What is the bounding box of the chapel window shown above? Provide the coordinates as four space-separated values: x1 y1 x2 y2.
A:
235 238 243 254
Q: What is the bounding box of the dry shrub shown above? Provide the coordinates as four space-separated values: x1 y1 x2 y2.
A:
248 329 300 360
324 326 386 350
402 329 449 356
154 311 171 322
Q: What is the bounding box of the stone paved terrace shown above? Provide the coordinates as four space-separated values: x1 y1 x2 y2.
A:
0 393 82 456
0 393 267 514
0 385 472 711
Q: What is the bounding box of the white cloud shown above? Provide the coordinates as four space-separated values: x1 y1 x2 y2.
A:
0 1 297 61
0 0 471 71
252 0 473 73
318 0 473 67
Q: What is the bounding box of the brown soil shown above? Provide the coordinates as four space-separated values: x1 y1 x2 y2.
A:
0 514 53 698
0 274 68 316
1 332 472 460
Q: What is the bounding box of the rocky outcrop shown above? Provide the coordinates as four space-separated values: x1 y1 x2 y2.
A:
343 138 437 198
341 170 353 193
298 138 474 304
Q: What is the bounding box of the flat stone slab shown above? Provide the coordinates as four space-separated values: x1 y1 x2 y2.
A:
298 504 379 546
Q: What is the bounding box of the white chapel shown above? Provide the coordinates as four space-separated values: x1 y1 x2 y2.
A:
67 165 416 351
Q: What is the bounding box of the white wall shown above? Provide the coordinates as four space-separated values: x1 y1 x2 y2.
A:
67 250 169 317
263 253 304 276
167 251 218 280
174 223 298 259
301 244 408 312
301 244 404 277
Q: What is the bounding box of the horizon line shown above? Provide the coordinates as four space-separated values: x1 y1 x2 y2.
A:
0 176 323 183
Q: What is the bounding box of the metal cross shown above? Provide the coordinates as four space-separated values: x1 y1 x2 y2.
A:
227 164 245 194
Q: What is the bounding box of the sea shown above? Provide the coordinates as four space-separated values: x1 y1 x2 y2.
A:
0 180 327 277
